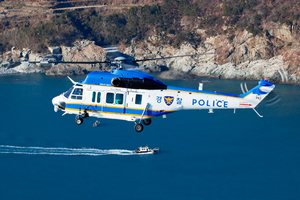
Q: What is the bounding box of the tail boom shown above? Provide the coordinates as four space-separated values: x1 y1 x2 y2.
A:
176 80 275 110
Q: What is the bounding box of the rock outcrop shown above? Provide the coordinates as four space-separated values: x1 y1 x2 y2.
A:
1 27 300 84
122 26 300 84
46 40 108 75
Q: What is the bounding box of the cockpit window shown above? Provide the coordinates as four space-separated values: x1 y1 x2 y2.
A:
73 88 83 95
64 87 74 98
71 88 83 100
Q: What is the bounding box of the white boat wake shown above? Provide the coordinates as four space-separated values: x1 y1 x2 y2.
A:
0 145 136 156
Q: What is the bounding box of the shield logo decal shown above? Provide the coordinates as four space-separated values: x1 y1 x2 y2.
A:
164 96 174 106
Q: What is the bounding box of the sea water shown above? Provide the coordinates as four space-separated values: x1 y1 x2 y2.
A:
0 73 299 200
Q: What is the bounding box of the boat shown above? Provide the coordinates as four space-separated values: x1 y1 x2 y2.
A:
135 146 160 154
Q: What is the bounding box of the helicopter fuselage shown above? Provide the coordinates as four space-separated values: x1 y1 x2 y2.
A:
52 69 275 132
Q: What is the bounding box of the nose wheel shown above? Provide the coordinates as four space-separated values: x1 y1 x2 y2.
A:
76 117 83 125
75 109 88 125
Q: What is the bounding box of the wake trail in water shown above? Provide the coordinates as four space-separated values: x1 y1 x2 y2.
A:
0 145 136 156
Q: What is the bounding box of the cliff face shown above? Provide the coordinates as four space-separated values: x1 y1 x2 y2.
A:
122 42 290 83
47 40 107 76
1 0 300 84
1 31 299 84
0 40 108 76
122 23 300 84
0 21 299 85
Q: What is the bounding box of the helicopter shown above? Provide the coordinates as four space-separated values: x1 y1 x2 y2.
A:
27 49 275 132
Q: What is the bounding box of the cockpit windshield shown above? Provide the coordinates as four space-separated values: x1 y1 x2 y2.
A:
64 87 74 98
71 88 83 100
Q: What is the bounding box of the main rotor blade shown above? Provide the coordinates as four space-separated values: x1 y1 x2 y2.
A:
23 61 110 64
19 51 225 65
131 51 222 63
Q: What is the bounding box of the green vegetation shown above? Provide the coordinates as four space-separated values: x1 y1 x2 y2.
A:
223 0 248 16
0 0 202 52
246 24 263 37
0 0 299 53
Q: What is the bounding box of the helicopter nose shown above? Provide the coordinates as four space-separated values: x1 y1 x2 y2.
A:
52 96 60 112
52 96 65 112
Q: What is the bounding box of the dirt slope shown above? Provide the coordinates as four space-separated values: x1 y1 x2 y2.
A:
0 0 162 33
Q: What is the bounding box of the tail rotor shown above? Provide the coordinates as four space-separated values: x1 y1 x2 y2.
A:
240 81 280 106
264 91 281 106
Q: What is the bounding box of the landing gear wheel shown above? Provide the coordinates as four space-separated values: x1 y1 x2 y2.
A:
134 123 143 132
142 118 152 126
76 117 83 125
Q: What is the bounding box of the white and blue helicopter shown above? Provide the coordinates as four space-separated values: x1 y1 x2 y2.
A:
41 50 275 132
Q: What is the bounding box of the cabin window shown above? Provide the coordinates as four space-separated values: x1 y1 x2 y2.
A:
135 94 142 105
106 93 114 104
71 88 83 100
97 92 101 103
64 87 74 98
115 93 123 104
92 92 96 102
92 92 101 103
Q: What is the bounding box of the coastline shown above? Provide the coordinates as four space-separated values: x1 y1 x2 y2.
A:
1 39 299 85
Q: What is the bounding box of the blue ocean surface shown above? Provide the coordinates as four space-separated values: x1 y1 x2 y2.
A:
0 73 299 200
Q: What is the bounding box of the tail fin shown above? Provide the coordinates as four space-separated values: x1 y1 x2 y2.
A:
239 80 275 108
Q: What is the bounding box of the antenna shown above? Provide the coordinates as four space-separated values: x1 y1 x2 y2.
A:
67 76 77 84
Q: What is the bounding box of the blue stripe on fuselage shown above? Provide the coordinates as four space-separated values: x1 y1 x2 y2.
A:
65 103 171 117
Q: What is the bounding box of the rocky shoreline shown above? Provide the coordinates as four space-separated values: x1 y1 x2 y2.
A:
1 35 300 84
0 67 19 75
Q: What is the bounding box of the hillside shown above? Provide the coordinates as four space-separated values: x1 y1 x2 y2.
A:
1 0 299 52
0 0 161 34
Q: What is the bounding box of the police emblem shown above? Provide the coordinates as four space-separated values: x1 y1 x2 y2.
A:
164 96 174 106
